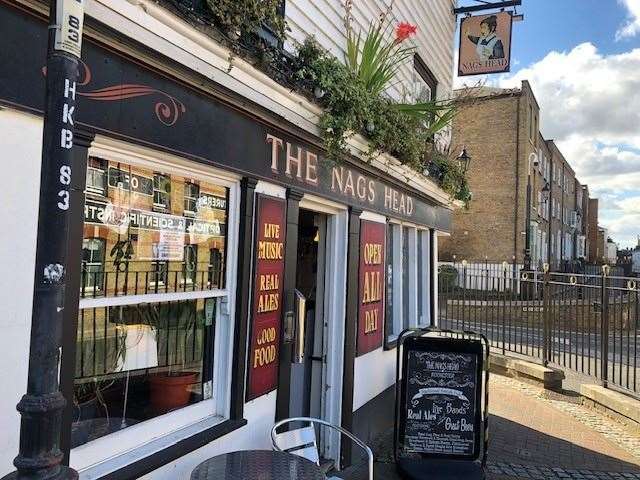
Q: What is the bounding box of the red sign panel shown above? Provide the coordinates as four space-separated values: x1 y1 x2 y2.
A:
247 195 287 400
357 220 386 355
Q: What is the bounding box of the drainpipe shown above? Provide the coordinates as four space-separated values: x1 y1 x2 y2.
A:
513 94 521 275
2 1 84 479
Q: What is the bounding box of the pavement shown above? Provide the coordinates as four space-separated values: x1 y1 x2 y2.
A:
338 375 640 480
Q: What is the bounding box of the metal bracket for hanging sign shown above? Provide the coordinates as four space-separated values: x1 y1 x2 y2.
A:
54 0 85 57
453 0 521 15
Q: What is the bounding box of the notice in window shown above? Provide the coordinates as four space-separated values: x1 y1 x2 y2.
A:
247 195 286 400
153 230 185 261
357 220 386 355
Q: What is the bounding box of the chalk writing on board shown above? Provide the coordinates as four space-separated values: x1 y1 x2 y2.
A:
403 351 478 457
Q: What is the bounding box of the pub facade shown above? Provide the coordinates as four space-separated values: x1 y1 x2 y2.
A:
0 0 457 478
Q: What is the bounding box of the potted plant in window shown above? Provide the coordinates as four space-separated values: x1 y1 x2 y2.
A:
136 301 202 415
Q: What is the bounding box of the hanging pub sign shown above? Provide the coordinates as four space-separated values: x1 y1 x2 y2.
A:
247 195 287 400
458 11 513 76
398 336 483 460
357 220 386 355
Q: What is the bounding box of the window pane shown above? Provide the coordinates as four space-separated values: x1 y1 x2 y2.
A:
81 238 105 292
73 157 231 448
184 182 199 215
385 224 394 338
81 159 229 299
402 227 410 330
86 157 108 196
417 231 424 324
72 298 215 447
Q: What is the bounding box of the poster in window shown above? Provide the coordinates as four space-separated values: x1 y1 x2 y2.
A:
458 11 513 76
357 220 386 355
247 195 287 400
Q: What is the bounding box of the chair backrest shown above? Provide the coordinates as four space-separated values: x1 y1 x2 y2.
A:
271 423 320 465
271 417 374 480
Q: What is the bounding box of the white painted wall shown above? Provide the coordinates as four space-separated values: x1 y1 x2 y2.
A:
285 0 456 101
0 108 43 476
352 347 397 411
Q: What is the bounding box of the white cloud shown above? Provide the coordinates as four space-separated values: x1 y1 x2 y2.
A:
617 0 640 40
500 43 640 146
496 43 640 248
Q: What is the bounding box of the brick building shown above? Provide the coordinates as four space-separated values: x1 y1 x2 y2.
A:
578 184 590 260
587 198 601 263
440 80 595 271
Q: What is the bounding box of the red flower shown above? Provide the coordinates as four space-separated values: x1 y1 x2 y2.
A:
395 22 417 42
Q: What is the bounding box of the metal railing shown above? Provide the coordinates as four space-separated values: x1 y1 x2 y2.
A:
76 300 206 380
79 262 225 299
438 262 640 398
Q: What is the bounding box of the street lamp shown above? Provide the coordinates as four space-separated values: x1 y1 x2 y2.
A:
457 147 471 174
541 182 550 202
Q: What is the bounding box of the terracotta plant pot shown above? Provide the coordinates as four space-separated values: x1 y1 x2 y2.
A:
149 372 198 415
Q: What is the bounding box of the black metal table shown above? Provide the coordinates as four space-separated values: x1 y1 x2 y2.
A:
190 450 326 480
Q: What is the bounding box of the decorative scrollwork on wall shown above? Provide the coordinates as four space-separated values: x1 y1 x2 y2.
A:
42 61 186 126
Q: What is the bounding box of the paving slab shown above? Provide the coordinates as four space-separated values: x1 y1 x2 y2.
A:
338 375 640 480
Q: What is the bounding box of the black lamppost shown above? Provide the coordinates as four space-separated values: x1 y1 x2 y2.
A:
2 0 84 479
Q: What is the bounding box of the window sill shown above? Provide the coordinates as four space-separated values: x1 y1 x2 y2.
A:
79 417 247 480
384 334 399 351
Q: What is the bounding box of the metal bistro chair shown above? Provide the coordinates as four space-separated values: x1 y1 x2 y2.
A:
271 417 374 480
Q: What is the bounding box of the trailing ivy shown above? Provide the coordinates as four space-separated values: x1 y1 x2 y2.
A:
205 0 287 41
200 3 470 205
291 39 471 205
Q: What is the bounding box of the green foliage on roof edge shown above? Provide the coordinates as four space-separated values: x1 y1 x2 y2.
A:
203 1 471 206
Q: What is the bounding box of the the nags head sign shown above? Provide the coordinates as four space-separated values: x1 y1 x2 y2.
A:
266 134 416 218
458 11 513 76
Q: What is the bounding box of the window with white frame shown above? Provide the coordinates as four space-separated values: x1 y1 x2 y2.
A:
557 231 562 260
153 173 171 211
71 152 236 469
537 191 542 216
385 222 430 342
81 238 106 292
86 157 108 196
183 182 200 216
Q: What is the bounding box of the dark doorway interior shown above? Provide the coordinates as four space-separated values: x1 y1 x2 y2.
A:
289 209 326 420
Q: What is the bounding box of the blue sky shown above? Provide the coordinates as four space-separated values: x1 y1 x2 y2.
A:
456 0 640 248
509 0 638 64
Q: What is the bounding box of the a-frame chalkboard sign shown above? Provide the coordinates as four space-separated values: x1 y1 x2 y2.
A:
394 328 489 480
